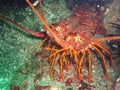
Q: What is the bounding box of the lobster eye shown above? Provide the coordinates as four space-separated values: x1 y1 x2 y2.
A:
75 35 82 42
56 26 62 32
66 36 71 41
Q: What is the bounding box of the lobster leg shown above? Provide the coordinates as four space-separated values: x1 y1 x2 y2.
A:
78 51 86 79
60 53 65 79
49 51 57 78
73 51 80 79
92 45 109 78
94 41 112 66
63 54 69 70
43 48 69 60
87 49 93 83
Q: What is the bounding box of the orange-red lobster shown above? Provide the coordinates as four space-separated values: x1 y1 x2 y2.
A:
0 0 120 83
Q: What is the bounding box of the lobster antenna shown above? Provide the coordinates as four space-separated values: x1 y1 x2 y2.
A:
26 0 54 36
0 14 40 37
94 36 120 41
38 0 45 20
26 0 63 45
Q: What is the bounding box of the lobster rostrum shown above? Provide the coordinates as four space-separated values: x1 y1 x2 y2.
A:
0 0 120 83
